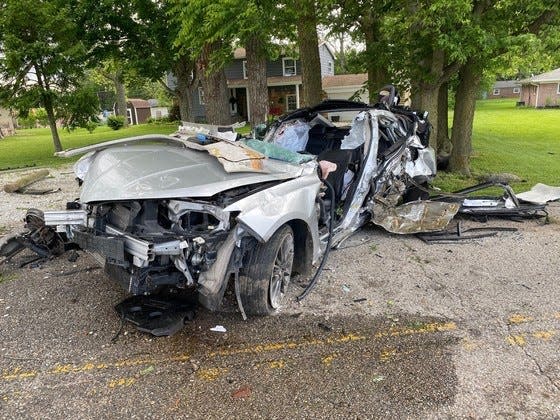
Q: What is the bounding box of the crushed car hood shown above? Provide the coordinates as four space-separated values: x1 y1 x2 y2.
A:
80 144 305 202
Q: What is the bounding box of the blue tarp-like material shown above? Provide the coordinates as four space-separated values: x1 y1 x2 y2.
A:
243 139 315 165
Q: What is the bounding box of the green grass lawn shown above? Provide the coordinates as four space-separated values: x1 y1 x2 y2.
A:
434 99 560 192
0 123 178 170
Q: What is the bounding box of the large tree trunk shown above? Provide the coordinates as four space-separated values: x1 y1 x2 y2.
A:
449 59 482 175
43 93 63 152
296 0 323 107
412 49 444 150
198 42 231 125
114 69 128 127
173 56 196 121
436 82 451 155
246 36 269 126
362 11 388 104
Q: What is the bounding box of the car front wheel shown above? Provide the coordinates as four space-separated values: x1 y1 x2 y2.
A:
239 225 294 316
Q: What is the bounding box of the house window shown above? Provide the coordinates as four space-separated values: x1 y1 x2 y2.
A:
242 60 248 79
198 87 205 105
327 61 333 74
492 88 500 95
557 83 560 94
286 94 297 111
283 58 297 76
513 87 520 94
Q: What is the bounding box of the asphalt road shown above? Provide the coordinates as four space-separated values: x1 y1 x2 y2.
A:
1 205 559 419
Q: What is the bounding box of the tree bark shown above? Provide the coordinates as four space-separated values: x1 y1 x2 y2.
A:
113 69 128 127
449 59 482 175
436 82 451 155
296 0 323 107
412 49 444 150
172 55 196 121
34 69 62 152
198 42 231 125
362 11 388 104
43 93 63 152
246 35 269 126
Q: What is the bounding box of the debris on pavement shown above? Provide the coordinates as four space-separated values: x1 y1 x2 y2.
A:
433 182 548 219
210 325 227 333
114 294 196 337
516 183 560 205
3 169 49 193
231 385 252 399
416 221 518 244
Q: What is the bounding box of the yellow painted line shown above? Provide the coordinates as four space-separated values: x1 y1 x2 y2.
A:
196 367 228 381
509 314 534 324
107 377 136 388
506 334 527 346
532 330 556 340
268 359 286 369
379 348 397 362
1 321 456 384
507 312 560 325
321 354 336 366
506 329 557 346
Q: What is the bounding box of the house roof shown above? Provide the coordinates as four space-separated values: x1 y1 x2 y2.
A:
322 73 368 89
520 68 560 84
227 75 302 88
127 99 150 109
493 80 520 89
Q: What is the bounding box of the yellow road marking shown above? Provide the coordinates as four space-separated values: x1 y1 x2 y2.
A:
532 330 556 340
507 334 527 346
1 321 456 384
509 314 534 324
196 367 228 381
107 377 136 388
506 329 557 346
507 312 560 325
268 359 286 369
321 354 336 366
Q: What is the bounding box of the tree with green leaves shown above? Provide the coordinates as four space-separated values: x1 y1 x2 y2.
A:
448 1 559 174
174 0 284 125
0 0 96 152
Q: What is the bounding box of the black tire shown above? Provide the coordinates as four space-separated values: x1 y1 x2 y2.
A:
239 225 294 316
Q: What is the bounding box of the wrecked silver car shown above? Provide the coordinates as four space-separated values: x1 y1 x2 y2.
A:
8 88 442 320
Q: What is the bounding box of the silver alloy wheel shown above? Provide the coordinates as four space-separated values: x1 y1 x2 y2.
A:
269 232 294 309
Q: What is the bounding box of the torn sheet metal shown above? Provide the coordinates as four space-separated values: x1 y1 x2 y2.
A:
177 121 244 138
55 135 186 157
203 141 267 173
516 183 560 205
373 200 460 234
417 222 518 244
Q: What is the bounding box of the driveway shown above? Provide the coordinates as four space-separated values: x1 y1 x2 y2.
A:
0 168 559 418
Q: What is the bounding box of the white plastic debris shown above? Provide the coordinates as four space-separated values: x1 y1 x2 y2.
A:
516 183 560 205
210 325 227 333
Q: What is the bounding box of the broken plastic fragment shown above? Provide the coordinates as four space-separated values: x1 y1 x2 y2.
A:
210 325 227 333
516 183 560 205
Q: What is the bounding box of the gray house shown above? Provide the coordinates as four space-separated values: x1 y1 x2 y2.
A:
172 42 336 122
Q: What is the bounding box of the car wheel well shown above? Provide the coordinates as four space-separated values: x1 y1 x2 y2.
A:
286 219 313 276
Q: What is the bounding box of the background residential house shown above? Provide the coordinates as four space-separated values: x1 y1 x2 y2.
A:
485 80 521 99
519 68 560 107
170 42 336 122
